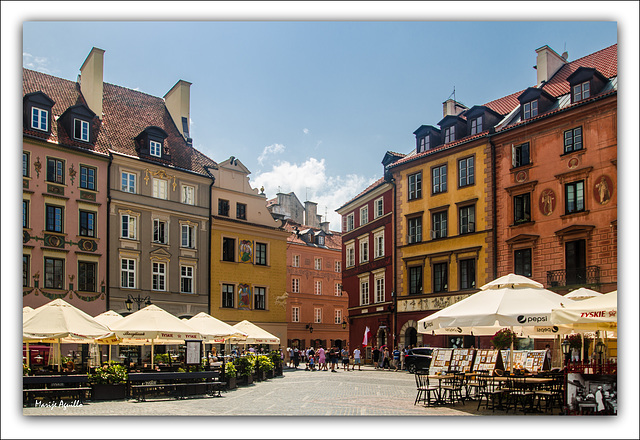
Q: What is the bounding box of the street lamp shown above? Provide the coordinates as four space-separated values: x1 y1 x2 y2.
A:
561 337 571 367
595 340 606 369
306 324 313 334
561 337 571 415
125 293 151 311
341 320 347 330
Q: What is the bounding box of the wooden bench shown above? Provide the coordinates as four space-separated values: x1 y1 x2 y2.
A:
23 375 91 407
128 371 226 402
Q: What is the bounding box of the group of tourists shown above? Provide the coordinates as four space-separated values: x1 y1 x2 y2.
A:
371 345 402 371
287 346 363 372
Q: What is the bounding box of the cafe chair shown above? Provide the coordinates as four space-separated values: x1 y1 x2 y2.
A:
506 376 536 413
467 371 488 401
477 375 505 412
414 372 439 406
441 372 465 405
534 374 564 414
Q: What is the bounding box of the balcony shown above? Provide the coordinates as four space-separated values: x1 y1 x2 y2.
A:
546 266 600 288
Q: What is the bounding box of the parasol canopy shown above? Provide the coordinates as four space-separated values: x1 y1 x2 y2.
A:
231 320 280 344
551 290 617 332
109 304 202 341
564 287 603 301
187 312 248 343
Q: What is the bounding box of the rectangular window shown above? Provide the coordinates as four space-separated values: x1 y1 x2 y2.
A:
293 254 300 267
181 266 194 293
564 127 583 153
470 116 483 135
255 242 267 266
45 205 63 233
565 181 585 214
514 249 532 277
46 158 64 184
315 258 322 271
31 107 48 131
346 243 355 267
79 165 96 190
218 199 230 217
121 214 137 239
408 217 422 244
573 81 590 102
153 219 168 244
346 213 354 231
222 237 235 262
150 140 162 157
459 205 475 234
79 211 96 237
432 164 447 194
433 262 448 293
375 274 385 303
121 258 136 288
458 156 474 187
513 142 531 168
359 238 369 263
314 280 322 295
222 284 235 308
292 307 300 323
23 152 30 177
360 205 369 225
254 287 266 310
432 211 447 239
122 172 136 193
23 255 30 287
444 126 455 143
359 280 370 306
292 278 300 293
408 266 422 295
514 193 531 224
181 185 195 205
23 200 29 228
334 309 343 325
74 119 90 142
44 257 64 289
523 100 538 119
374 230 384 258
335 282 342 296
335 261 341 272
236 203 247 220
152 262 166 291
459 259 476 290
408 172 422 200
78 261 96 292
181 224 195 248
374 197 384 218
152 178 168 199
314 308 322 324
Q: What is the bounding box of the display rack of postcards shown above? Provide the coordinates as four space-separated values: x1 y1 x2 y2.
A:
449 348 476 372
523 350 548 373
501 350 528 371
428 348 453 375
471 349 502 374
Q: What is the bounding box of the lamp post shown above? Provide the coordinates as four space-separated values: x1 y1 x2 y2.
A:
125 293 151 311
306 324 313 334
595 340 606 373
561 337 571 415
341 320 347 330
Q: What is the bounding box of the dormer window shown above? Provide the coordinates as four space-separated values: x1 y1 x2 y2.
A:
135 126 169 160
567 67 608 104
413 125 441 154
523 101 538 119
470 116 482 135
572 82 590 102
517 88 554 122
32 107 49 131
419 136 430 153
444 126 455 143
74 119 90 142
317 235 325 246
150 140 162 157
24 91 54 134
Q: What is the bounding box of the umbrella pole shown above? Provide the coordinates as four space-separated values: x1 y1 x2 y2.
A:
57 339 62 372
509 326 514 374
25 342 30 369
151 340 155 369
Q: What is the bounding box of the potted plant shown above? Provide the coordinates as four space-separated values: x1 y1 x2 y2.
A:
256 355 275 380
269 351 283 376
88 361 128 400
224 362 237 390
234 356 254 385
491 328 517 350
23 364 31 376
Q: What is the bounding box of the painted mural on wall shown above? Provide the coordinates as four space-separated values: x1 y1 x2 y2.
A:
238 283 251 310
593 175 613 205
240 240 253 263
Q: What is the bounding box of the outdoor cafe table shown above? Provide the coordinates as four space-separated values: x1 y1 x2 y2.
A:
492 376 554 412
427 374 455 405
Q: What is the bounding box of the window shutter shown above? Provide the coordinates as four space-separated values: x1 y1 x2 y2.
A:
511 144 516 168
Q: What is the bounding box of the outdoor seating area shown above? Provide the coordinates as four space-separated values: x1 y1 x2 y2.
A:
129 371 226 402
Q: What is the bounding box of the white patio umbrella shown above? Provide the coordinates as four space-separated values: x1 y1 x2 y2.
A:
93 310 125 362
109 304 202 368
564 287 603 301
551 290 617 332
188 312 248 343
23 307 35 367
418 274 575 372
23 299 113 371
231 320 280 345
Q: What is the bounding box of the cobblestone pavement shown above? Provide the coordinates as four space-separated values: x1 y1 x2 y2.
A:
22 366 560 417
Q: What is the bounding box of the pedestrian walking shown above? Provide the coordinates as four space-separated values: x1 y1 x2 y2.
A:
318 346 326 371
400 347 406 371
372 346 380 370
382 346 390 370
329 346 337 372
341 347 349 371
392 347 400 371
293 347 300 369
353 347 361 371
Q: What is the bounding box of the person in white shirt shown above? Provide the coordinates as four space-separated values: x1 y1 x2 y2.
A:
352 347 361 371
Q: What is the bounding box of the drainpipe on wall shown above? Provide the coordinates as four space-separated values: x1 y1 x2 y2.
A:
489 136 498 280
204 166 216 314
389 173 398 348
106 153 112 311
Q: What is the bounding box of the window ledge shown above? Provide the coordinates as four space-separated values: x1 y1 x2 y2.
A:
561 148 586 158
510 220 535 228
510 163 534 172
560 210 590 220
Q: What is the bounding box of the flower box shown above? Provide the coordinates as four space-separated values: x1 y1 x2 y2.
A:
91 383 127 401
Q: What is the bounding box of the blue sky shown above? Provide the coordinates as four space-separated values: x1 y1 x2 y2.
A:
18 18 622 228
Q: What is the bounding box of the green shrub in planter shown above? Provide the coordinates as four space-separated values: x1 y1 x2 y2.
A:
225 362 237 377
233 356 254 378
88 361 128 385
154 353 170 364
491 328 517 350
256 355 274 373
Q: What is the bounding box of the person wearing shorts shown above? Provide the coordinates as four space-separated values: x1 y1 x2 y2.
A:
341 347 349 370
353 347 361 371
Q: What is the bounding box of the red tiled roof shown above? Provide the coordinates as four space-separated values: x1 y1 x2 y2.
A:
282 219 342 250
484 90 523 117
336 177 387 211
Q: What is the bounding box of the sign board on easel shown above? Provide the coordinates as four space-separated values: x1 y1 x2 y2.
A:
185 340 201 366
450 348 476 372
429 348 453 375
472 349 503 374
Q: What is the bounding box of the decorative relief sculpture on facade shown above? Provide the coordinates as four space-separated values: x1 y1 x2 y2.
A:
594 175 612 205
539 188 556 216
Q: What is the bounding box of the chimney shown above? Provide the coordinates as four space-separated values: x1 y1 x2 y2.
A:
442 99 467 117
320 221 331 233
164 80 192 140
304 201 319 228
535 45 567 85
79 47 105 119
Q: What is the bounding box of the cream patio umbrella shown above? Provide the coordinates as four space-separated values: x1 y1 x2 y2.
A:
551 290 617 333
231 320 280 345
188 312 248 343
23 299 113 371
417 274 575 372
93 310 125 362
564 287 604 301
23 307 35 367
108 304 203 368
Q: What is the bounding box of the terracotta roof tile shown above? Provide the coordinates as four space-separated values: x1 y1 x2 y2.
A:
282 219 342 250
336 177 387 211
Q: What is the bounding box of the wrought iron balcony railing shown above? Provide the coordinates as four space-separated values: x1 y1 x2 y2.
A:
546 266 600 287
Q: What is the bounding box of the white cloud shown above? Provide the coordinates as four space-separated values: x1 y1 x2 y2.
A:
251 157 377 230
257 143 286 166
22 52 53 74
303 128 309 135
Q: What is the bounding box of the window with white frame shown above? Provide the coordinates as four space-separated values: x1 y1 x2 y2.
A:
335 282 342 296
292 254 300 267
23 152 30 177
374 230 384 258
292 307 300 322
152 262 166 291
31 107 48 131
121 258 136 288
359 278 370 306
408 172 422 200
74 119 90 142
181 223 195 248
374 197 384 218
346 243 355 267
470 116 483 135
314 258 322 271
122 172 136 193
153 178 168 199
181 265 194 293
291 278 300 293
153 219 168 244
150 140 162 157
360 205 369 226
573 81 590 102
346 213 354 232
181 185 195 205
314 308 322 324
458 156 474 187
334 309 343 325
121 213 137 239
375 273 385 303
444 125 456 143
359 236 369 263
523 100 538 119
44 257 64 289
314 280 322 295
335 260 341 273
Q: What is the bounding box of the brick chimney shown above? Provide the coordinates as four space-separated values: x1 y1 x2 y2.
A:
164 80 192 140
442 98 467 117
535 45 568 85
320 221 331 233
304 201 319 228
79 47 105 119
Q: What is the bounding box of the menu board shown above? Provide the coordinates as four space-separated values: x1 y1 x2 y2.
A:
450 349 476 372
429 348 453 375
523 350 548 373
472 349 502 374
